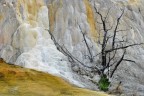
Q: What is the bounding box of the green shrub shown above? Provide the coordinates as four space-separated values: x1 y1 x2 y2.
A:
98 74 110 91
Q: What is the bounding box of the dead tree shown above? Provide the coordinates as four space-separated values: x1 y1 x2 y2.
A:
47 5 143 79
94 5 143 78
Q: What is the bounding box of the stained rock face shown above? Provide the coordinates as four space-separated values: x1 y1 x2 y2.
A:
0 0 144 95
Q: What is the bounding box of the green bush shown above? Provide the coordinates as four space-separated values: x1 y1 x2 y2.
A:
98 74 110 91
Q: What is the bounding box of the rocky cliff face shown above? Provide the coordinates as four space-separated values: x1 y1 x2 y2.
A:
0 0 144 95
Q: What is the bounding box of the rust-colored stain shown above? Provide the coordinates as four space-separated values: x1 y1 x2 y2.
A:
0 15 3 21
16 0 44 26
48 4 56 32
84 0 98 41
48 0 63 32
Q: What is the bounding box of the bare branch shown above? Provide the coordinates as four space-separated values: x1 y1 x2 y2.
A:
110 49 126 77
116 29 130 32
106 43 144 53
104 7 111 22
123 59 136 64
79 25 94 62
112 9 125 49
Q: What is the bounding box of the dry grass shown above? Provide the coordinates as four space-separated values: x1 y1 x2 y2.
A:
0 59 109 96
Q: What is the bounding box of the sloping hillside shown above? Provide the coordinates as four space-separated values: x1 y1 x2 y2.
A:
0 59 109 96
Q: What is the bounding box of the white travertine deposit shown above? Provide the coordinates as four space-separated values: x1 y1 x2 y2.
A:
0 0 144 95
